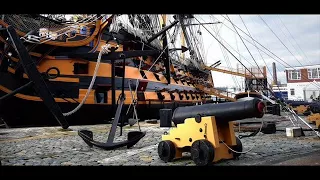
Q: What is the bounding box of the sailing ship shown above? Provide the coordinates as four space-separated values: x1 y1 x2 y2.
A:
0 14 267 128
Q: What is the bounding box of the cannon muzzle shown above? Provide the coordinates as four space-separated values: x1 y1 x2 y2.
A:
172 98 265 125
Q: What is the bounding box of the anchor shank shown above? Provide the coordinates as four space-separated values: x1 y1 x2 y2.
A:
107 97 125 144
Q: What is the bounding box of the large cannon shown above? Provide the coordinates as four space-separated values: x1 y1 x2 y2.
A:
285 100 310 107
172 98 265 125
158 98 265 166
284 100 313 115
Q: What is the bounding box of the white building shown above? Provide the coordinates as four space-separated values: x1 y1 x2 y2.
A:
285 64 320 101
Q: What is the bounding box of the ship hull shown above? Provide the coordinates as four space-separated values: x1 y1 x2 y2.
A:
0 15 215 128
0 89 195 128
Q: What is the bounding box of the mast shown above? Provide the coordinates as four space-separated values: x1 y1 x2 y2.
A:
178 15 194 57
161 14 171 84
180 30 186 61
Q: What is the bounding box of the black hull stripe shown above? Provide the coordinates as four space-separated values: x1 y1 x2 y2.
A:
0 72 198 99
0 90 194 128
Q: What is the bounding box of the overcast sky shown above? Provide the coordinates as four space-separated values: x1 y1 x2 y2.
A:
192 14 320 88
65 14 320 88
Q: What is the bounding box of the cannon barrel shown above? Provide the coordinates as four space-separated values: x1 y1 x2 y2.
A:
285 100 310 107
309 102 320 113
172 98 265 125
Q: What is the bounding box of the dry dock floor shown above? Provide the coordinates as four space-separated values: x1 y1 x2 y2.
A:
0 114 319 166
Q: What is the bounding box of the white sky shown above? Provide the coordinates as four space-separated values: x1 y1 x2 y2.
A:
194 14 320 88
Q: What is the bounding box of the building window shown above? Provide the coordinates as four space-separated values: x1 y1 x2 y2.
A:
290 88 295 95
307 68 320 79
288 70 301 80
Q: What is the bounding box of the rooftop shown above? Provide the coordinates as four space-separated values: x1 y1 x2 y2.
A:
285 64 320 70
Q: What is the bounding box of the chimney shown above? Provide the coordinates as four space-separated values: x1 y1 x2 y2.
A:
272 62 278 85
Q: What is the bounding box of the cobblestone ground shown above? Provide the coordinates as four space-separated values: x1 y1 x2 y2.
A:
0 114 319 166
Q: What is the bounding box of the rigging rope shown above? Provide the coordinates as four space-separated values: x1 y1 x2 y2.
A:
195 16 320 138
202 16 282 92
62 44 110 116
141 45 169 79
127 80 141 131
234 21 243 90
125 43 145 129
211 20 241 90
278 15 314 66
221 117 264 154
124 21 177 123
249 16 290 100
219 15 320 89
195 17 269 97
239 15 274 82
259 15 310 68
197 16 257 70
259 15 320 89
216 16 241 89
204 17 225 61
219 15 303 102
227 15 266 81
209 16 282 100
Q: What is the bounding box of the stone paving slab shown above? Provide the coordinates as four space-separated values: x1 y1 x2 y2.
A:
0 114 319 166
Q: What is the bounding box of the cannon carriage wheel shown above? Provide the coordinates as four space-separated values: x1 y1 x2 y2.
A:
190 139 215 166
158 140 176 162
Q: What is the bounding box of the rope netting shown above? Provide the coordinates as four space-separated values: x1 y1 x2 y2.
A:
2 14 107 44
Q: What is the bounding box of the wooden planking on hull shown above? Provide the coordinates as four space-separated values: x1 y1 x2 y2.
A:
0 89 195 128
